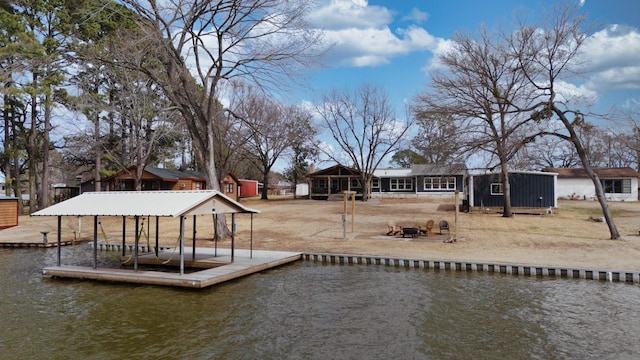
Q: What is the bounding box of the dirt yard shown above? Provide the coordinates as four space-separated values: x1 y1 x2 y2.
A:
3 197 640 271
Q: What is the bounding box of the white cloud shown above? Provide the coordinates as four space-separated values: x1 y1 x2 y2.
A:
580 25 640 91
307 0 392 30
555 80 599 105
309 0 442 67
401 7 429 24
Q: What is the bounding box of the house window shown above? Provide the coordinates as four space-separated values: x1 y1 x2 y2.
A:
390 178 413 191
225 183 234 193
602 179 631 194
372 178 380 189
423 177 456 191
196 182 201 190
491 183 503 195
314 179 328 188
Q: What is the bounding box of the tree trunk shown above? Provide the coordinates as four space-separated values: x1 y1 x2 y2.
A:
261 171 269 200
28 73 38 212
94 113 101 192
40 90 51 208
554 106 620 239
500 160 513 217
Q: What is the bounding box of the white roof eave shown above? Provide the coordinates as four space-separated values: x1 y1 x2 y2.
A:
31 190 260 217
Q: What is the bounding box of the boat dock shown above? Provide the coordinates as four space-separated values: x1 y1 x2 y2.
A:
42 248 302 288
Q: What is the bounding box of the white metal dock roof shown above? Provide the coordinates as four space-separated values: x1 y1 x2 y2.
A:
31 190 260 217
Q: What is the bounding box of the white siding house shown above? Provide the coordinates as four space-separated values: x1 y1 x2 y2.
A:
545 167 639 202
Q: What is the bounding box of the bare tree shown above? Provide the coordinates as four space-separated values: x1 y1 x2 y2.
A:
116 0 322 236
317 83 412 200
413 26 545 217
118 0 322 186
511 3 620 238
411 113 462 165
232 85 315 200
513 135 581 170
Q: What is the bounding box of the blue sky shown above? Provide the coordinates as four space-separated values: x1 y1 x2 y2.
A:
301 0 640 124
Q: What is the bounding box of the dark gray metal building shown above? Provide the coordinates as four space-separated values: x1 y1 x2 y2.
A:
468 171 557 209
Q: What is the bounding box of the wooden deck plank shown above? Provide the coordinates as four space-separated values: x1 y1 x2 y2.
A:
42 248 302 288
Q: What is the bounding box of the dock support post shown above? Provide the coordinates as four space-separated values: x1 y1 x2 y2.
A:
213 214 218 257
180 216 185 275
155 216 159 256
122 216 126 257
93 216 98 269
134 216 139 272
192 215 196 261
231 213 235 263
57 216 61 266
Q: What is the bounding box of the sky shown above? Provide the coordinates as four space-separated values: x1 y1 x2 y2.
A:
300 0 640 124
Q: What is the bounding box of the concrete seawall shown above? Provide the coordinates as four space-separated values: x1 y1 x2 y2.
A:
302 253 640 284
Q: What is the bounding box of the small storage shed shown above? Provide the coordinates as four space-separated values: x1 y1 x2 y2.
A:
0 195 19 229
238 179 259 197
468 171 557 209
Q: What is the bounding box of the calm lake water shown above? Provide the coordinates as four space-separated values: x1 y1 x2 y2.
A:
1 244 639 359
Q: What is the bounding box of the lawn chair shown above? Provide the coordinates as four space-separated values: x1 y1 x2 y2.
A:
439 220 450 235
386 220 400 236
421 219 435 236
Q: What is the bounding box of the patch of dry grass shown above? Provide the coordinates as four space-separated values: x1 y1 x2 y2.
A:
3 197 640 271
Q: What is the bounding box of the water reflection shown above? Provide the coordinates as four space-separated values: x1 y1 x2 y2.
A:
1 245 639 359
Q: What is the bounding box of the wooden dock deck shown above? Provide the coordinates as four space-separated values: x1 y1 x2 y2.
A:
42 248 302 288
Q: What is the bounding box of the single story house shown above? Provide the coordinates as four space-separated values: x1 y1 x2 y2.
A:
307 163 467 200
544 167 639 202
103 166 208 192
101 166 240 201
468 171 558 209
371 164 467 198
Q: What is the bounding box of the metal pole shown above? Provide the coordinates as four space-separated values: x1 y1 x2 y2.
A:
214 214 218 257
57 216 61 266
179 216 185 275
455 190 460 239
231 213 235 263
250 214 253 259
155 216 159 256
134 216 139 272
122 216 126 257
93 216 98 269
192 215 196 261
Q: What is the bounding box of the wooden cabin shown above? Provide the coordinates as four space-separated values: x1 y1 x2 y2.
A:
0 195 19 229
103 166 207 192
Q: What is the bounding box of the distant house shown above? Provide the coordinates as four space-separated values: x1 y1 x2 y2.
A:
0 195 19 229
103 166 208 192
545 167 639 202
372 164 467 198
307 163 467 200
307 164 365 200
468 171 557 209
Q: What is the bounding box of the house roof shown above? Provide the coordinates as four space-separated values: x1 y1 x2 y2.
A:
141 167 206 181
545 167 640 178
410 163 468 176
31 190 259 217
373 168 412 177
308 164 364 177
103 166 206 182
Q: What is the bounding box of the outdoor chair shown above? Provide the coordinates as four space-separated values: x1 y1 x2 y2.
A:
439 220 450 235
421 219 435 236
